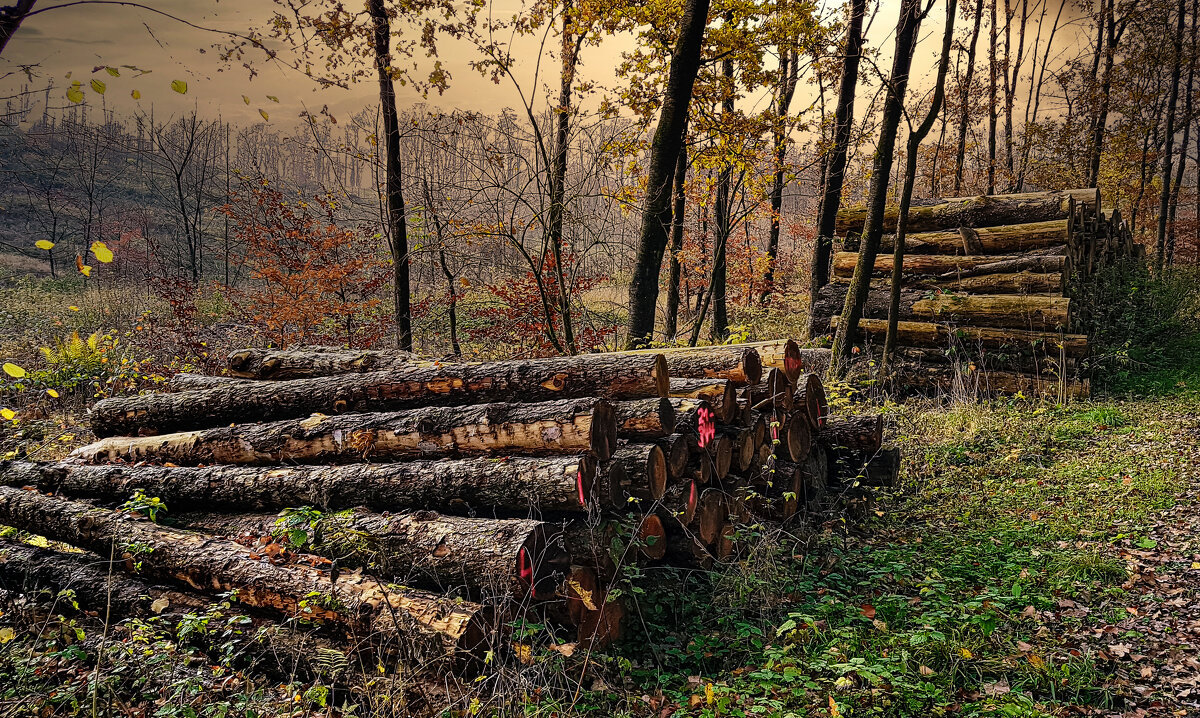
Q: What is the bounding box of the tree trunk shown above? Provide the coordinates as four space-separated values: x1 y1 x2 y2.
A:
6 455 600 515
1157 0 1186 272
625 0 712 347
168 372 250 391
813 285 1069 333
864 219 1068 255
831 0 927 370
613 398 677 440
76 398 619 466
836 189 1092 235
227 347 416 380
954 0 986 194
90 354 667 437
665 126 690 340
832 250 1065 278
367 0 413 351
611 345 761 384
986 0 998 193
0 1 37 57
1167 0 1197 266
835 318 1087 357
656 433 692 479
1086 0 1116 186
809 0 867 337
0 486 498 668
604 444 669 503
762 46 799 303
836 270 1062 294
669 379 736 423
711 47 735 342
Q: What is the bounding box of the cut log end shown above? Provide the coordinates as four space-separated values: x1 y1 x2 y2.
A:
589 400 618 462
652 354 670 397
696 490 726 545
576 454 597 510
785 414 812 462
578 596 624 648
797 374 829 429
742 349 763 385
780 340 803 381
636 513 667 560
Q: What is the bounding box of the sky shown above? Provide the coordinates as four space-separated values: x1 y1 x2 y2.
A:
0 0 1091 131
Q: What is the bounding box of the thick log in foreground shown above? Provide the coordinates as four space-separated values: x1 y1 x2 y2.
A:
609 444 669 501
73 399 618 466
656 434 691 479
228 347 415 380
173 510 565 599
829 317 1088 357
613 398 676 440
835 189 1088 235
0 486 499 667
817 415 884 454
831 251 1065 278
669 378 737 423
4 455 598 515
811 285 1070 333
90 354 668 438
608 346 762 385
169 373 252 392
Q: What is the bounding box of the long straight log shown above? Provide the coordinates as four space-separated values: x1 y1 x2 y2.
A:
173 510 565 599
873 219 1069 255
817 415 884 453
830 317 1088 357
831 271 1064 294
0 486 499 667
228 348 416 380
718 340 802 381
613 398 676 440
6 455 598 515
606 346 761 385
835 189 1086 235
812 285 1070 333
169 373 253 392
832 251 1065 278
900 367 1090 399
74 399 618 466
668 379 737 423
91 354 668 438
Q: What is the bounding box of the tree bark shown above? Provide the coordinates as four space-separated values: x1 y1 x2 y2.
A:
836 189 1093 235
835 269 1062 294
665 126 690 341
762 45 799 303
75 399 619 466
835 317 1087 357
625 0 712 347
669 378 736 423
809 0 867 333
613 398 677 440
5 455 600 515
861 219 1068 255
607 444 669 502
832 250 1064 278
816 414 883 453
0 486 498 667
610 345 760 384
91 354 667 438
813 285 1070 333
986 0 998 193
1158 0 1187 272
227 347 416 380
954 0 986 193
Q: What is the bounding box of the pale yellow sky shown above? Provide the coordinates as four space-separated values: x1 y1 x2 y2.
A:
0 0 1088 131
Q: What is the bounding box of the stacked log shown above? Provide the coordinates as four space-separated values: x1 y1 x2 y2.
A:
816 187 1141 399
0 339 897 684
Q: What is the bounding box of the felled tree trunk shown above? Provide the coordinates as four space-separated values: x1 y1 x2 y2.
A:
168 373 252 392
718 426 756 473
0 486 499 668
91 354 667 437
227 347 416 379
669 379 737 423
173 509 565 600
607 444 668 502
656 479 699 526
863 219 1069 255
831 317 1088 357
719 340 803 380
609 345 762 385
832 251 1065 278
74 399 618 466
835 189 1089 234
561 515 666 581
817 414 884 453
655 434 691 479
898 367 1090 399
811 284 1070 333
794 373 828 430
746 368 794 412
613 398 677 440
935 250 1068 280
783 412 812 462
7 455 598 515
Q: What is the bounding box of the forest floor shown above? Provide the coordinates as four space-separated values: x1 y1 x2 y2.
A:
0 278 1198 717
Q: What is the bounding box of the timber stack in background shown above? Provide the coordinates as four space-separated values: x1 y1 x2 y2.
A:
0 340 897 684
810 187 1143 400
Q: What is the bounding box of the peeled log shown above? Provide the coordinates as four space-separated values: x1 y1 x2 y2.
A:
669 378 737 423
794 374 828 430
6 455 598 515
613 398 676 440
175 510 564 599
811 285 1070 333
835 190 1084 235
606 346 761 385
832 251 1065 278
817 415 884 453
0 486 498 666
228 347 415 380
829 317 1088 358
74 399 618 466
90 354 667 438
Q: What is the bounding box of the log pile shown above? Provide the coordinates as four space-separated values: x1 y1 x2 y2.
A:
812 187 1142 398
0 339 895 682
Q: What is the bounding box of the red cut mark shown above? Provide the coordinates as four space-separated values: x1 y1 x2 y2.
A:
698 407 715 448
518 548 533 588
576 469 586 507
688 480 698 512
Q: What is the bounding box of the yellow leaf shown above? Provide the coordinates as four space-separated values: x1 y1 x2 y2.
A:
131 89 141 100
705 683 714 706
1191 562 1200 569
242 94 251 105
267 95 279 103
66 84 84 104
46 389 59 398
35 240 54 251
258 108 269 121
960 647 973 659
90 241 114 263
80 264 92 277
0 409 14 421
2 363 26 379
105 66 120 77
68 306 79 311
1028 653 1045 669
0 627 13 644
90 78 106 95
828 695 841 718
171 79 187 94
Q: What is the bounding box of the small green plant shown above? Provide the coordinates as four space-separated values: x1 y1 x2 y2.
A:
121 489 167 522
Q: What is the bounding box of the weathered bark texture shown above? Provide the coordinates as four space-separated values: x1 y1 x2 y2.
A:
817 415 883 453
227 348 416 380
0 486 498 667
169 373 252 391
91 354 666 438
811 285 1070 333
613 398 677 440
721 340 802 380
74 399 618 466
830 318 1087 357
612 346 761 385
835 189 1096 235
832 251 1064 278
669 379 737 423
5 455 597 515
867 220 1068 255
